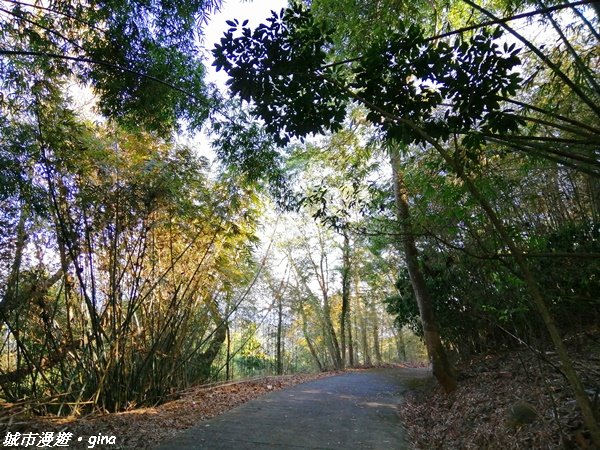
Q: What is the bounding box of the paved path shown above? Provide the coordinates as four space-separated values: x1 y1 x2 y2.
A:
155 367 432 450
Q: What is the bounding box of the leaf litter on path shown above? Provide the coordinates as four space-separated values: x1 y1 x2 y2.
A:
10 373 337 449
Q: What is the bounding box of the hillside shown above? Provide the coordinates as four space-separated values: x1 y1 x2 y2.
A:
400 329 600 449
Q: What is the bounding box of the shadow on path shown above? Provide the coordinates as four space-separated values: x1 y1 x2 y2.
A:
155 367 432 450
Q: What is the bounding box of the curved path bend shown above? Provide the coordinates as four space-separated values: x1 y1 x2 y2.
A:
155 367 432 450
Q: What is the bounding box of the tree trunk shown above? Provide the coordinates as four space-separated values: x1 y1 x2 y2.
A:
349 297 356 367
358 296 372 366
370 301 382 365
314 230 343 370
276 293 284 375
290 231 343 370
340 229 351 368
322 297 343 369
393 327 407 362
196 299 227 381
1 206 28 319
390 147 457 393
299 302 324 371
360 314 371 366
226 322 232 381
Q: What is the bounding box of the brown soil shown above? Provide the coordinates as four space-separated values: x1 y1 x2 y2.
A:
399 330 600 449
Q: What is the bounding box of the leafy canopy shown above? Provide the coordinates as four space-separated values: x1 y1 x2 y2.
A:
213 5 523 150
212 4 347 145
0 0 221 132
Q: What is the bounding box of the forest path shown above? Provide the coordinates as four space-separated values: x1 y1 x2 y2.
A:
154 367 431 450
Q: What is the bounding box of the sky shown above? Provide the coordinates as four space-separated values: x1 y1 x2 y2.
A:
202 0 289 89
186 0 288 162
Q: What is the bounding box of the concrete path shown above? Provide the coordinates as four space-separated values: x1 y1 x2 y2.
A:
155 367 432 450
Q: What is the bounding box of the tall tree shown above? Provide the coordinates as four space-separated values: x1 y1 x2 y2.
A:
213 4 600 442
284 221 344 370
390 145 456 391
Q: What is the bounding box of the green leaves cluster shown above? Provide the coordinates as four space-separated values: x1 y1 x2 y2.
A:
210 101 293 206
213 6 524 149
384 219 600 352
213 4 347 144
355 25 523 146
1 0 219 132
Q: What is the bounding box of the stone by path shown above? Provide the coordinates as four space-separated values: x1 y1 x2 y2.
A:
154 367 432 450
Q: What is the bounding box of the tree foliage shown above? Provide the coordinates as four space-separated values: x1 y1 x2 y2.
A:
0 0 220 132
213 2 600 442
213 4 523 150
0 88 262 411
213 4 347 144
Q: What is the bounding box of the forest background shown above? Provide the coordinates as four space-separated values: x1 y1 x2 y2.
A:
0 0 598 445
